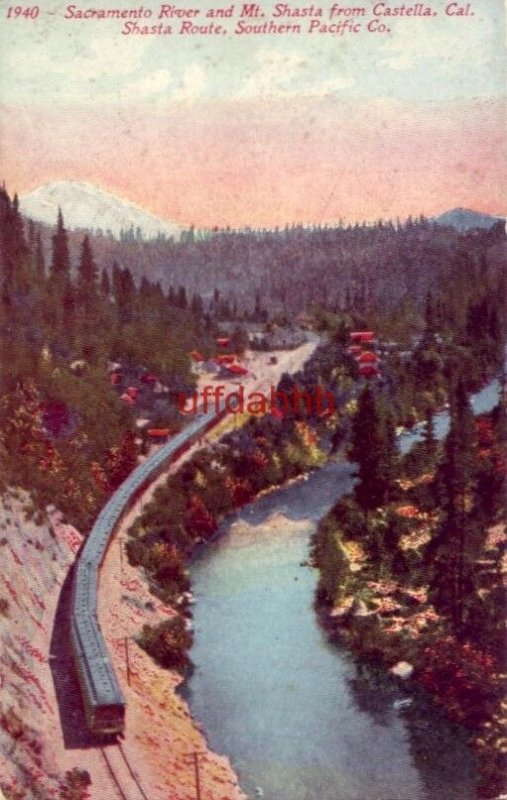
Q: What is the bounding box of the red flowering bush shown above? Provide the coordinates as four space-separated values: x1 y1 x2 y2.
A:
225 476 254 507
251 448 268 469
185 495 217 539
418 638 498 727
90 461 109 495
475 417 494 449
105 430 139 490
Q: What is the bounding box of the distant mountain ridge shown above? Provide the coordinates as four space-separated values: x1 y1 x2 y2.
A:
433 208 505 232
19 182 504 240
14 187 505 321
19 181 183 241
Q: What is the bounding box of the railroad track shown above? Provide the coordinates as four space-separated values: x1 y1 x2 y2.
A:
100 743 150 800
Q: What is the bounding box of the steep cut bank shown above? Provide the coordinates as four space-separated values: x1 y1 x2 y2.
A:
0 489 87 799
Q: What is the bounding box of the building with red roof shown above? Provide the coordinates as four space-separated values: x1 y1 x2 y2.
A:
215 354 236 364
350 331 375 344
358 363 380 378
147 428 171 441
358 351 379 364
226 363 249 376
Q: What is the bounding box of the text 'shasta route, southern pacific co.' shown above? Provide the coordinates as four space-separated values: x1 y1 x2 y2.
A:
5 3 478 37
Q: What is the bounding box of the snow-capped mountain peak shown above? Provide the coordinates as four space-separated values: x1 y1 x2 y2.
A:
433 208 505 232
19 181 183 241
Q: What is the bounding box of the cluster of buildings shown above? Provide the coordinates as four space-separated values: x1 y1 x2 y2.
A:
347 331 381 379
190 337 249 379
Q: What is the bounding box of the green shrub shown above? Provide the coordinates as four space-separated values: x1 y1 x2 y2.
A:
125 537 147 568
137 617 192 672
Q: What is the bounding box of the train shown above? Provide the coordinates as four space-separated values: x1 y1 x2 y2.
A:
71 402 227 736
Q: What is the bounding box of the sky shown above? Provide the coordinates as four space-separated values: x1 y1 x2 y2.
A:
0 0 505 227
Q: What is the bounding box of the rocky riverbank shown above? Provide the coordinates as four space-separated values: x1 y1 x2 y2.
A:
313 506 506 800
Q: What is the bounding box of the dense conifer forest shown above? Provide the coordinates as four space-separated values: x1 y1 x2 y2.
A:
39 211 507 321
0 188 217 528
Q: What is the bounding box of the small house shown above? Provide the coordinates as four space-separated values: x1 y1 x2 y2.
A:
358 363 380 378
357 351 379 364
350 331 375 344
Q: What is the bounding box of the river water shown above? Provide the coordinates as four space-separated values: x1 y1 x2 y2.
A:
185 381 500 800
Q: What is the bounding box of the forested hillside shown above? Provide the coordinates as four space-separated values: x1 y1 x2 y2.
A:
0 188 215 529
37 215 507 321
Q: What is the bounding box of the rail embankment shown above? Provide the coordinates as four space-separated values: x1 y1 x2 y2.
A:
0 489 92 799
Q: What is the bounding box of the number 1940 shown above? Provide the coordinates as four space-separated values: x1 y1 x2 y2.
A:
7 6 40 18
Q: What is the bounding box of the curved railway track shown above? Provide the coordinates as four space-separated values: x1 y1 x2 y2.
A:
71 404 228 735
100 743 150 800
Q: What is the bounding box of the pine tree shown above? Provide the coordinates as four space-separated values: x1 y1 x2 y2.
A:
10 194 26 258
230 325 249 356
111 261 121 299
441 379 476 518
78 235 97 286
27 219 36 256
100 268 111 299
176 285 187 310
51 208 70 281
429 378 478 631
35 231 45 276
112 264 136 324
424 291 437 335
48 212 74 338
77 235 98 310
380 407 398 493
1 193 27 291
349 386 397 512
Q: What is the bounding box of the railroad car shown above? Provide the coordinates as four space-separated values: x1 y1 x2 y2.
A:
70 402 228 736
71 612 126 735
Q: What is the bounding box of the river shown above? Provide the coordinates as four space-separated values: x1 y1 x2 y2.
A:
184 380 500 800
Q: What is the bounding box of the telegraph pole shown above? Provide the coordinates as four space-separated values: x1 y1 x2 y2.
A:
193 751 202 800
184 751 205 800
124 636 131 686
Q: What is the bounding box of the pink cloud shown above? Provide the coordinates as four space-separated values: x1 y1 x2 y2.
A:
1 96 504 227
